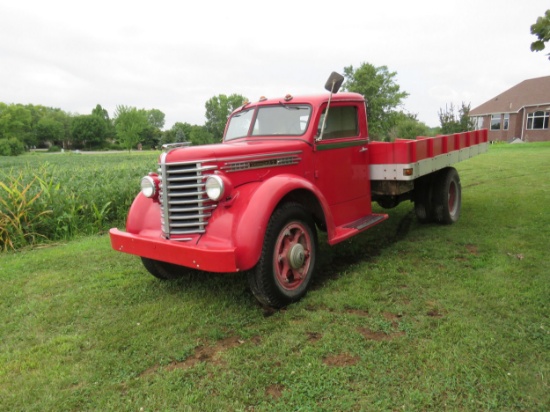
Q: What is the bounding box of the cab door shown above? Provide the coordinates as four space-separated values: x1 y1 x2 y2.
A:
313 103 372 227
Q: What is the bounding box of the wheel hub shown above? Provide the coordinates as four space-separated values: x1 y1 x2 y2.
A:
288 244 305 269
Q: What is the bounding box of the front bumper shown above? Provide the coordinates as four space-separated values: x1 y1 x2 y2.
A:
109 228 239 273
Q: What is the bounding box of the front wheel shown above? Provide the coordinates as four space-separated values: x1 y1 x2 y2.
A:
247 202 318 309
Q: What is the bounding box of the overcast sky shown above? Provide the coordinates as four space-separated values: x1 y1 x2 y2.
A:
1 0 548 129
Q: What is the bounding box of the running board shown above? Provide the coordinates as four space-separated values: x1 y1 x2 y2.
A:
344 214 388 230
330 213 389 245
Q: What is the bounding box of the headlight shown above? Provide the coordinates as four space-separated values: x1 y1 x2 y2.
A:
141 175 157 198
205 175 225 201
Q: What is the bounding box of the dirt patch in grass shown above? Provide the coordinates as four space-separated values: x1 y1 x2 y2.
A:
323 353 360 367
427 309 444 318
306 331 322 343
426 301 446 318
266 384 285 399
140 336 256 377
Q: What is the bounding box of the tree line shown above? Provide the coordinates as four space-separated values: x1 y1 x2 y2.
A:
0 62 474 156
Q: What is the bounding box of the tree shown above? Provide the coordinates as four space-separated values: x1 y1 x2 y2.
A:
46 108 73 148
342 63 409 140
91 104 115 140
161 122 193 146
205 94 247 141
147 109 165 130
388 112 432 141
438 102 476 134
190 125 215 145
113 105 149 152
36 117 65 147
140 109 166 149
531 9 550 59
0 103 32 147
91 104 109 121
71 114 107 149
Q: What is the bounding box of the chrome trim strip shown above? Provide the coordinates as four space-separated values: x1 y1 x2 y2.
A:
221 155 301 172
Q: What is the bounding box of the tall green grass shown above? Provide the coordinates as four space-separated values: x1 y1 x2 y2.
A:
0 152 158 250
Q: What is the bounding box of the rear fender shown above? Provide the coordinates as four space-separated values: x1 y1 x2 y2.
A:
231 175 332 271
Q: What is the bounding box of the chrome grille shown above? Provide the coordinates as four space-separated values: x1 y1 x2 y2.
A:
158 156 217 238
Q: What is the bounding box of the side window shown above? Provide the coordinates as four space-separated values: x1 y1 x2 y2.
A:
320 106 359 139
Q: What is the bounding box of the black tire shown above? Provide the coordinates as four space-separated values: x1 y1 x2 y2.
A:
414 174 434 223
141 257 194 280
432 167 461 224
247 202 318 309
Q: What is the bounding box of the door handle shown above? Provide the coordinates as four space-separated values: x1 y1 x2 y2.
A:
359 147 368 153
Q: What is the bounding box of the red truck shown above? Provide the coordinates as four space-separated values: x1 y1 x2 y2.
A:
109 73 488 308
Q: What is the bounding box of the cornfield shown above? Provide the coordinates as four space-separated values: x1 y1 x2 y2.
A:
0 152 158 251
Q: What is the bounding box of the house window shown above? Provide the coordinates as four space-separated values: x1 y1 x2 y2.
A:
472 116 483 130
490 114 501 130
503 113 509 130
527 111 549 130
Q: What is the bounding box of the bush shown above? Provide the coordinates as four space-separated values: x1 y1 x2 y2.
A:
0 138 25 156
47 145 62 152
108 142 123 151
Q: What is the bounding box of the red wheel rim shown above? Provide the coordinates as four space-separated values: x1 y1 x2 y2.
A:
448 181 458 214
273 222 312 291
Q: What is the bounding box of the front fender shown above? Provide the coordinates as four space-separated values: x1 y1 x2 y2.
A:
229 175 332 271
125 193 163 237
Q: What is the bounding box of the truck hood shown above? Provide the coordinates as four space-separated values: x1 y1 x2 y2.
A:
162 138 310 164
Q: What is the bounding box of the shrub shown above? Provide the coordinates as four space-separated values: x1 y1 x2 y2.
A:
47 145 62 152
0 138 25 156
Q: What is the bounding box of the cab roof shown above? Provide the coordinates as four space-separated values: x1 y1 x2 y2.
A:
240 92 365 110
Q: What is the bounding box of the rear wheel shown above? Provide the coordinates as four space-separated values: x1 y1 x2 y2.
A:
248 202 317 309
141 257 194 280
414 174 434 223
432 167 461 224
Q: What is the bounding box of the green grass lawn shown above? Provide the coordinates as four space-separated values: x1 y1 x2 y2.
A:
1 143 549 411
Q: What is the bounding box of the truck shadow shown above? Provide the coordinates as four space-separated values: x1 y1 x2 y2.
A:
311 208 416 291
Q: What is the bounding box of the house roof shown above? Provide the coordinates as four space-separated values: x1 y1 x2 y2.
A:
470 76 550 116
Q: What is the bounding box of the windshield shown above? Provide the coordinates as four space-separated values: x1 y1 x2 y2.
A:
225 104 312 141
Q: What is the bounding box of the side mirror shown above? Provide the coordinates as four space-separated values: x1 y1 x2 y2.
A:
324 72 345 93
317 72 345 142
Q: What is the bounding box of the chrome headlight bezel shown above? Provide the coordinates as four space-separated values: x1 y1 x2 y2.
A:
205 175 225 201
140 175 157 198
